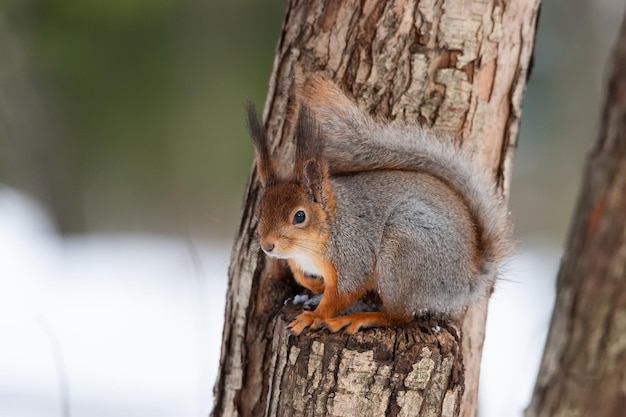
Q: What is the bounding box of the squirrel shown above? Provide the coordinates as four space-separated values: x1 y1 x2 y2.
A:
246 75 513 335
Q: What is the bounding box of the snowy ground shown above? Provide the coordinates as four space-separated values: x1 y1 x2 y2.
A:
0 187 559 417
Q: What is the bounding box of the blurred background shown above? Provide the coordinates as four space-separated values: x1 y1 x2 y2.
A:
0 0 624 416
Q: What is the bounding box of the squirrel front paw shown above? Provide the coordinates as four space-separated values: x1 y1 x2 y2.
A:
288 311 323 335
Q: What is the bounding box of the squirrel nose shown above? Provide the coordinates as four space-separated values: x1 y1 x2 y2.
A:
261 242 275 254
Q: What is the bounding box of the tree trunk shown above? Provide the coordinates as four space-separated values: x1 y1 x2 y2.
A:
212 1 540 416
525 12 626 417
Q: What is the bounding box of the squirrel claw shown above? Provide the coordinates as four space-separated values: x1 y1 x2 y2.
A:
288 311 316 335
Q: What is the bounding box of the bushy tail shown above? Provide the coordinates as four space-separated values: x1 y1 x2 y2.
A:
297 75 514 274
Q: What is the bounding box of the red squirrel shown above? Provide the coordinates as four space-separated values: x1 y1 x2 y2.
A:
246 75 513 335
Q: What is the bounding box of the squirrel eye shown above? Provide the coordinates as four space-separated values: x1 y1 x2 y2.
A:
292 210 306 225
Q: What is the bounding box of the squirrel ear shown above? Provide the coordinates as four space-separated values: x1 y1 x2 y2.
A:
302 160 325 204
295 105 327 204
246 101 276 187
295 104 324 174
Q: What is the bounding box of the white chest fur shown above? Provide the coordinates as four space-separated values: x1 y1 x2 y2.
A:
291 254 322 277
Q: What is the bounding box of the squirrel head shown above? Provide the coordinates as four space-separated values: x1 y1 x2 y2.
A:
246 103 331 259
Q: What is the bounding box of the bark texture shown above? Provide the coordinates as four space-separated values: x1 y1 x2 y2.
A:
525 14 626 417
213 1 540 416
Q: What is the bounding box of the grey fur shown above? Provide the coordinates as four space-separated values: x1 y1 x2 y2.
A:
327 170 482 317
299 78 514 317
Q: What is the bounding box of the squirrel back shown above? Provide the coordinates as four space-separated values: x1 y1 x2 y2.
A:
298 75 514 281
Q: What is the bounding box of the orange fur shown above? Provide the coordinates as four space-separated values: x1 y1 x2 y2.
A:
297 74 349 115
287 259 325 294
288 260 371 335
324 312 410 334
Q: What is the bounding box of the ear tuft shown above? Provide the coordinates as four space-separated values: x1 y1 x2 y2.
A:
295 105 323 176
245 101 276 187
245 100 263 146
303 160 324 204
294 105 328 204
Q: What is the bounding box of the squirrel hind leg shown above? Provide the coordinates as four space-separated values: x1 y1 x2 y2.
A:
324 311 411 334
376 210 476 317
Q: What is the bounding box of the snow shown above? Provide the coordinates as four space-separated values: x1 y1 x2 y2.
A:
0 187 559 416
479 243 559 417
0 188 228 417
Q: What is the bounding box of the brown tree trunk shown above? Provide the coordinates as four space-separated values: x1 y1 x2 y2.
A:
525 12 626 417
212 1 540 416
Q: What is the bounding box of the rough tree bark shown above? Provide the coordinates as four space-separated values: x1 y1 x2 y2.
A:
525 12 626 417
213 1 540 416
